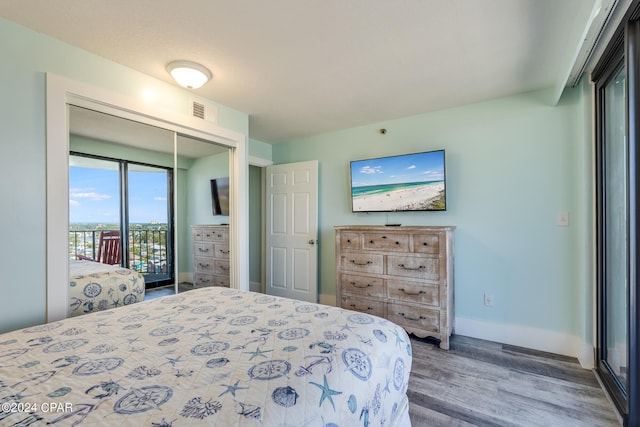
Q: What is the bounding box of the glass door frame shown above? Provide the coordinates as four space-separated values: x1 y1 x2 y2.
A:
594 11 640 426
594 49 628 419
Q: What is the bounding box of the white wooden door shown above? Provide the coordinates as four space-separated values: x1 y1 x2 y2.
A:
265 160 318 303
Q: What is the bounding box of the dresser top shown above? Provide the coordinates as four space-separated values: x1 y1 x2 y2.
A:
335 225 455 231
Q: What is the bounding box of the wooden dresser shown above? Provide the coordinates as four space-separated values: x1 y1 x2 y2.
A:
335 225 455 349
191 225 230 287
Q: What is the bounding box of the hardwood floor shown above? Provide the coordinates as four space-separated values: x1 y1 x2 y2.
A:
145 288 620 426
408 335 621 426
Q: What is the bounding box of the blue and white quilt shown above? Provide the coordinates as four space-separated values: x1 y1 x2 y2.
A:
0 287 412 426
68 259 145 317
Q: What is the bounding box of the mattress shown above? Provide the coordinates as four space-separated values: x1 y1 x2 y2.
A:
0 287 412 426
68 260 145 317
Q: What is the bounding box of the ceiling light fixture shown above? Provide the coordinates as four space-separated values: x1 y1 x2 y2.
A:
166 60 212 89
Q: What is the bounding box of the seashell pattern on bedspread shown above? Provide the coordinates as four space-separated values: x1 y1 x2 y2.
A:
0 286 412 426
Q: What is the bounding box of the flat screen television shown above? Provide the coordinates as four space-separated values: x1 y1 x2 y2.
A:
350 149 446 212
210 177 230 215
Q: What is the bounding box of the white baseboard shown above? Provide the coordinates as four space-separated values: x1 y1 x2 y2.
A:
455 317 593 369
579 344 595 369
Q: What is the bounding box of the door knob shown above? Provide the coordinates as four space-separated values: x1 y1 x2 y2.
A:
308 239 318 245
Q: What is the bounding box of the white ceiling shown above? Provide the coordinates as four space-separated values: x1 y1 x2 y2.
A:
0 0 597 143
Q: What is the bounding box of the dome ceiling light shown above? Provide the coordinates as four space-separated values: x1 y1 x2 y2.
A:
166 60 212 89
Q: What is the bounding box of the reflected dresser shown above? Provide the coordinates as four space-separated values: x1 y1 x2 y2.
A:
335 225 455 349
191 224 230 287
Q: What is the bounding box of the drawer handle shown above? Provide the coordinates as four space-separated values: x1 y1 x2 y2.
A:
200 279 211 283
351 282 372 288
219 265 229 271
349 303 373 311
398 288 425 295
219 249 230 254
423 242 429 246
398 264 425 270
198 248 210 253
350 260 373 266
198 263 210 268
398 312 425 321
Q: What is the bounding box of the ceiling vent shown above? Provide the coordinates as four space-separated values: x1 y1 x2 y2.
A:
190 98 218 124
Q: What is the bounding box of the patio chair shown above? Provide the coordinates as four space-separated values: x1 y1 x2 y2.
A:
76 230 121 265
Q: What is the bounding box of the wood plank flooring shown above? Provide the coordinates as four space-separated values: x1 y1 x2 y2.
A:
408 335 621 427
145 288 620 426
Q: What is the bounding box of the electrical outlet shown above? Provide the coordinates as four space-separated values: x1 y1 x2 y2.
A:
484 293 493 306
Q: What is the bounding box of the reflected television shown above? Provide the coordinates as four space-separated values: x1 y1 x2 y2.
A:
350 150 446 212
211 177 230 215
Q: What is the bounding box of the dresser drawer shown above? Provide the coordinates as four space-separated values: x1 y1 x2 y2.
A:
362 232 410 252
339 274 385 298
215 244 230 259
387 279 439 307
194 257 215 273
412 233 440 254
339 253 384 275
387 302 440 333
387 255 440 281
341 296 384 317
211 274 230 287
214 260 230 275
340 232 362 250
203 228 227 243
192 228 206 241
194 242 214 257
194 273 229 287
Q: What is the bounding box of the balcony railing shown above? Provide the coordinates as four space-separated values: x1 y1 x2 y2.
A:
69 227 169 275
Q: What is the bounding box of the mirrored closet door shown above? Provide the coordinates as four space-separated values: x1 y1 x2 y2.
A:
68 106 231 294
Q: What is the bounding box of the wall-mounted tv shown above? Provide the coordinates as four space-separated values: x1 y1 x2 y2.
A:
211 177 230 215
350 149 446 212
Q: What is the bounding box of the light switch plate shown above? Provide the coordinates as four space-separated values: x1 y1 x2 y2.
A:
557 211 569 226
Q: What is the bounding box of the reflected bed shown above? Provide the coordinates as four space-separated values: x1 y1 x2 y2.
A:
68 260 145 317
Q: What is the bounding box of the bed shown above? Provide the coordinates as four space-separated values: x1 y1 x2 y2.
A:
68 260 146 317
0 287 412 426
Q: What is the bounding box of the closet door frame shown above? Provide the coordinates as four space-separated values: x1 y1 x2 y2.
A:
46 73 249 321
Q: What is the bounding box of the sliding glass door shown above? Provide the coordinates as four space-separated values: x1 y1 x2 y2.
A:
69 153 175 288
594 12 640 426
127 164 173 286
597 59 629 407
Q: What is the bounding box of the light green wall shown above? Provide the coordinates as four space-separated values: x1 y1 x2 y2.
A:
0 17 249 333
273 86 591 339
249 138 273 161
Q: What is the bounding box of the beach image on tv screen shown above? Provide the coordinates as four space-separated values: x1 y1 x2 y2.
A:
350 150 445 212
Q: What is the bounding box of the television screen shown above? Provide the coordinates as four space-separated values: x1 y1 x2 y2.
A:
350 150 446 212
211 177 230 215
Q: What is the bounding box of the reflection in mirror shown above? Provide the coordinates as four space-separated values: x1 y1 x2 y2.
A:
176 134 231 291
68 106 230 309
